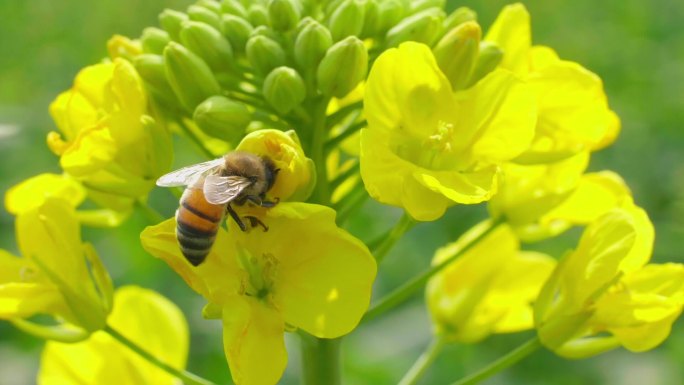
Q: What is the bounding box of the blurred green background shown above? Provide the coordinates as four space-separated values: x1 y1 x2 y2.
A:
1 0 683 384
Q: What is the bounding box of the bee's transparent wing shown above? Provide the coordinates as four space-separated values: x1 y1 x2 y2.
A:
203 175 252 204
156 158 225 187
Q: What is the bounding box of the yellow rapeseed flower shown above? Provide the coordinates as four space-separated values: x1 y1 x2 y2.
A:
534 205 684 358
48 58 173 217
427 221 555 343
0 198 112 338
361 42 536 221
486 3 619 163
141 203 376 385
39 286 188 385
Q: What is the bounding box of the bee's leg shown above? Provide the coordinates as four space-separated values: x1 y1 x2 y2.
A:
246 195 262 206
226 204 247 231
243 216 269 232
258 196 280 208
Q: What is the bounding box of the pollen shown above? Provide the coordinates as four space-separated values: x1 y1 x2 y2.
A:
426 120 456 153
238 249 279 302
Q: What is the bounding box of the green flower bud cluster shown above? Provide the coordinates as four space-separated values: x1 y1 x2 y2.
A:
131 0 501 144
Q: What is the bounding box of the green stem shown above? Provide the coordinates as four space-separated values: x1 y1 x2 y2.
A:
177 120 216 159
104 325 217 385
362 218 504 323
310 97 332 205
451 337 541 385
330 161 360 191
372 212 415 263
135 199 166 224
300 333 342 385
324 119 366 153
325 100 363 129
334 181 368 224
398 337 446 385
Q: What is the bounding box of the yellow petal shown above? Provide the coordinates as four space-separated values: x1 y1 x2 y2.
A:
233 203 376 338
222 296 287 385
39 286 189 385
484 3 531 76
140 218 242 302
5 173 86 215
59 123 117 176
0 283 64 319
414 165 500 205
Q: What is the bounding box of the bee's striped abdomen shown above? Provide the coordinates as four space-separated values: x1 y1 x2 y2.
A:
176 187 225 266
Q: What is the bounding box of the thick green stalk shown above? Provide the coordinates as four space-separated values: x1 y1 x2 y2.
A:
451 337 541 385
372 212 415 263
300 333 342 385
104 324 217 385
362 218 504 323
309 97 332 205
398 337 446 385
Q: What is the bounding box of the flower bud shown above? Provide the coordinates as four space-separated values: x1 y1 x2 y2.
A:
221 0 248 18
187 4 222 30
360 0 380 38
141 27 170 54
294 20 333 71
133 54 177 106
221 14 254 53
159 9 189 41
250 25 278 40
444 6 476 31
196 0 222 14
467 41 504 87
180 21 234 72
268 0 301 31
296 16 316 33
106 35 142 61
317 36 368 98
377 0 405 34
248 3 270 27
263 67 306 114
245 35 287 75
328 0 365 41
385 7 445 47
164 41 221 111
193 95 251 142
433 21 481 91
409 0 445 14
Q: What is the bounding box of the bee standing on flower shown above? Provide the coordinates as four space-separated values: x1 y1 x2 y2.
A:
156 151 280 266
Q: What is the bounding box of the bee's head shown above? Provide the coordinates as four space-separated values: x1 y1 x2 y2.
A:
261 157 279 192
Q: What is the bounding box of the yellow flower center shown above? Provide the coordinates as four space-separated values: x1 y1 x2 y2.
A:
394 120 461 171
237 248 278 302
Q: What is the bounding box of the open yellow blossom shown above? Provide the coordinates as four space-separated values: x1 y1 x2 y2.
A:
0 198 112 339
427 221 555 343
236 129 316 202
48 58 172 215
39 286 188 385
489 152 633 241
361 42 536 221
141 203 376 385
486 3 619 163
534 205 684 358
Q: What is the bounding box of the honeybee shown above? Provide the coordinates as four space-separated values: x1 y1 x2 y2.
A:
156 152 280 266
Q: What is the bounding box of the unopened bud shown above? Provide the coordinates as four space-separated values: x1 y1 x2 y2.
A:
194 95 251 141
467 41 504 87
107 35 142 61
409 0 445 14
250 25 278 40
386 7 444 47
221 14 254 52
263 67 306 114
296 16 316 34
187 4 222 31
221 0 248 18
159 9 189 41
269 0 301 31
329 0 365 41
196 0 222 14
248 4 270 27
180 21 234 72
377 0 405 34
141 27 170 55
164 42 221 111
317 36 368 98
133 54 177 106
360 0 380 38
444 6 476 31
245 35 287 75
294 21 332 71
433 21 481 91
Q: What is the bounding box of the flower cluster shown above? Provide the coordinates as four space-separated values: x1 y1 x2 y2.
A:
1 1 681 385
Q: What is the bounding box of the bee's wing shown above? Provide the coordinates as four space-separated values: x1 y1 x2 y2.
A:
203 175 253 205
156 158 225 187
